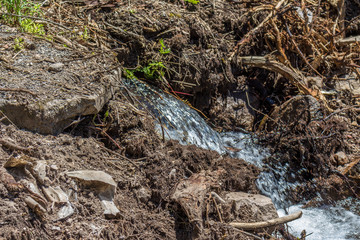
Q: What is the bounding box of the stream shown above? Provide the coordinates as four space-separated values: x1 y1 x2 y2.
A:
123 79 360 240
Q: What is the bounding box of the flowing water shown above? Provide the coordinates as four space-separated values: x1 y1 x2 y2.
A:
123 79 360 240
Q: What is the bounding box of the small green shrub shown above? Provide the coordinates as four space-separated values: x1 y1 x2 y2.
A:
159 38 171 54
13 37 24 51
124 61 166 81
184 0 199 5
0 0 45 35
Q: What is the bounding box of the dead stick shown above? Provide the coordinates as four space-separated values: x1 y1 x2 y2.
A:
285 23 323 78
229 211 302 230
239 56 307 90
238 56 333 112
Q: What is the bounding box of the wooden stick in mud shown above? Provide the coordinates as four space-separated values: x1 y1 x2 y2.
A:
229 211 302 230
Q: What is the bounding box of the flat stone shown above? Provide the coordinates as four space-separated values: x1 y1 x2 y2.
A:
65 170 117 189
0 39 117 134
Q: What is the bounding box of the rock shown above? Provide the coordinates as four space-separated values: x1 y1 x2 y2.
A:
225 192 278 221
171 170 223 238
65 170 117 190
136 187 151 203
334 73 360 95
209 90 258 131
224 192 279 233
333 151 349 165
99 194 120 219
0 41 117 134
57 202 74 220
65 170 120 219
31 161 47 184
267 95 322 130
43 186 69 204
48 63 64 72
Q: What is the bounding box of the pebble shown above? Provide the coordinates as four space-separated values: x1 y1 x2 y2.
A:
49 63 64 72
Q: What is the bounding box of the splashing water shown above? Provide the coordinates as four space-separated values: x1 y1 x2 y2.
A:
278 205 360 240
124 79 360 239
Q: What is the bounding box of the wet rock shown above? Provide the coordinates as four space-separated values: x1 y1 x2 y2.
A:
48 63 64 72
267 95 322 130
209 90 258 131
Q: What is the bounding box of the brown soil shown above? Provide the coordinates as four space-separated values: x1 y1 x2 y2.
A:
0 109 259 239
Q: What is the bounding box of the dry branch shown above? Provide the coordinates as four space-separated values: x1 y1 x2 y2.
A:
229 211 302 230
238 56 333 112
238 56 307 90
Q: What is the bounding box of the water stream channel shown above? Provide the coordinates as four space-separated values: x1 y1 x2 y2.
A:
123 79 360 240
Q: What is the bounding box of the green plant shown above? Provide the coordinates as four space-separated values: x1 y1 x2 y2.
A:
124 61 166 81
20 18 44 34
80 26 89 41
13 37 24 51
159 38 171 54
124 68 137 80
184 0 199 5
141 61 166 80
0 0 45 34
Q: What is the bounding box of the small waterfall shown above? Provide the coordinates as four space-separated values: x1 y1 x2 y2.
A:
123 79 360 239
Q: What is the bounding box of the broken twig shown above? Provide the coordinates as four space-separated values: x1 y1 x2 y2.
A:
230 211 302 230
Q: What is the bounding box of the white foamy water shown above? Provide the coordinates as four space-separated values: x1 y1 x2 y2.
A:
278 205 360 240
